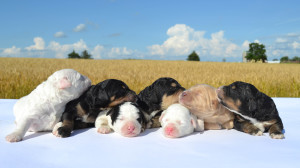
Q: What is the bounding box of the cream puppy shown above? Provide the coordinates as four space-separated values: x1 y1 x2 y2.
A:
159 104 204 138
5 69 91 142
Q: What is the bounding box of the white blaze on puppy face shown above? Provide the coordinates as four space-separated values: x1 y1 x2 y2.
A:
159 104 200 138
110 102 143 137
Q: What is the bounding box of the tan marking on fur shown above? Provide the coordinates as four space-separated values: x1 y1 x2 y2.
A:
171 83 177 87
62 119 74 129
222 119 234 129
269 122 284 139
161 90 184 110
76 104 86 117
108 97 128 107
150 116 161 128
242 122 260 135
110 96 116 101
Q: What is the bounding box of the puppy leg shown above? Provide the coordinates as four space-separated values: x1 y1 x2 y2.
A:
234 119 263 136
6 118 33 142
269 123 284 139
95 114 112 134
221 120 234 130
204 122 222 130
54 112 74 138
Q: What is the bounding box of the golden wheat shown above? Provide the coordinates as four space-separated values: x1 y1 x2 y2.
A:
0 57 299 99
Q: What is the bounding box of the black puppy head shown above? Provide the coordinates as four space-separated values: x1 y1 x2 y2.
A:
138 77 185 111
88 79 136 108
217 81 260 113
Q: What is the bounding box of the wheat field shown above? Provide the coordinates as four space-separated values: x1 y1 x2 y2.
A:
0 57 299 99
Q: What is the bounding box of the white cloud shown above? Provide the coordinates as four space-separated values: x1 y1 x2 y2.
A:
91 45 105 59
242 40 250 49
48 39 88 58
73 24 86 32
25 37 45 50
108 47 133 58
254 39 260 44
292 41 300 49
148 24 241 58
275 38 287 43
54 31 67 38
1 46 21 56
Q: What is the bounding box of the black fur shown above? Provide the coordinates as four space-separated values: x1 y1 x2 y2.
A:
218 81 284 138
57 79 137 137
106 102 147 127
136 77 185 128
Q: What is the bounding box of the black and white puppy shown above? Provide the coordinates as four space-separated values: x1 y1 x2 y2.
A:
53 79 137 138
137 77 185 128
95 102 147 137
217 81 284 139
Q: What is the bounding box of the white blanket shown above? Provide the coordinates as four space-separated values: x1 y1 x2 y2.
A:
1 98 299 168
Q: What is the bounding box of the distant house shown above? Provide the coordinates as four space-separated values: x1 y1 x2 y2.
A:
266 60 280 63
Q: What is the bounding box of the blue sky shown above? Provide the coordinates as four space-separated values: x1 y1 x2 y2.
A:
1 0 300 62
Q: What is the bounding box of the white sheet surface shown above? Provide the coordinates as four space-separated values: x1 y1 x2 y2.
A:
1 98 300 168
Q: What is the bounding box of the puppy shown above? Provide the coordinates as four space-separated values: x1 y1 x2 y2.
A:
216 81 285 139
5 69 91 142
95 102 147 137
159 104 204 138
53 79 137 138
179 84 234 130
137 77 185 128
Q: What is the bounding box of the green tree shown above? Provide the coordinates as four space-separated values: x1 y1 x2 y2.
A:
81 50 92 59
291 56 299 62
187 51 200 61
280 56 289 63
68 50 80 59
245 43 267 62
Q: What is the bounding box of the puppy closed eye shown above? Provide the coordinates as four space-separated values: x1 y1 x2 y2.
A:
118 117 124 121
176 120 181 125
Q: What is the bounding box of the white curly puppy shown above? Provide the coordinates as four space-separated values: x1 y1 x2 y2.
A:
5 69 91 142
159 104 204 138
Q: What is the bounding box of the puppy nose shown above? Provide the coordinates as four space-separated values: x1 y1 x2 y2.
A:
181 91 187 97
166 126 174 134
127 125 135 132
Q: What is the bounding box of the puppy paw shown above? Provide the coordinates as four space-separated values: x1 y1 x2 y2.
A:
270 133 285 139
97 126 111 134
252 130 263 136
56 127 72 138
6 132 23 142
52 122 63 137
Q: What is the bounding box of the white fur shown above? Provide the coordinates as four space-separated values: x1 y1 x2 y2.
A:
5 69 91 142
159 104 204 138
95 102 143 137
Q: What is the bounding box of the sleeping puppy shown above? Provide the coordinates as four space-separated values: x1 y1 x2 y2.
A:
137 77 185 128
6 69 91 142
179 84 235 130
53 79 137 138
216 81 285 139
95 102 147 137
159 104 204 138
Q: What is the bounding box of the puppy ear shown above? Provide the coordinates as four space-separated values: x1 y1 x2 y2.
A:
59 77 72 89
248 98 257 111
159 111 166 123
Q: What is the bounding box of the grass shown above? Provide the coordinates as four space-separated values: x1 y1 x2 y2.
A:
0 57 299 99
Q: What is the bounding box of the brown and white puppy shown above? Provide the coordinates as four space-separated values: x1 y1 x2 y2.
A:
137 77 185 128
217 81 284 139
53 79 137 138
179 84 234 130
159 104 204 138
95 102 147 137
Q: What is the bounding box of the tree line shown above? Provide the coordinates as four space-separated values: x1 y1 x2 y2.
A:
68 50 92 59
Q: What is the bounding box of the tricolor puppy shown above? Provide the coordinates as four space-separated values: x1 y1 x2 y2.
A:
5 69 91 142
137 77 185 128
217 81 285 139
53 79 137 138
95 102 147 137
179 84 234 130
159 104 204 138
